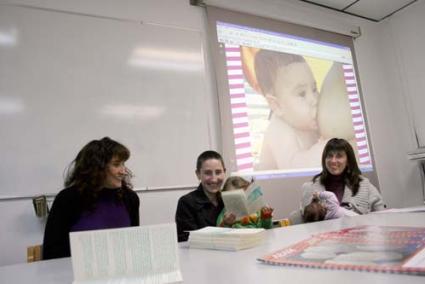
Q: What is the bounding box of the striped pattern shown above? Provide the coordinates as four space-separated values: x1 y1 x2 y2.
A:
343 64 372 166
224 50 372 171
225 44 254 172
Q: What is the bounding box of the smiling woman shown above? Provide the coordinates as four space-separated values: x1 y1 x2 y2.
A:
300 138 385 219
175 150 226 242
42 137 140 260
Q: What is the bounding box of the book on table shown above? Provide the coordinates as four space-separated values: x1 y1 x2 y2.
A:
258 225 425 275
188 226 266 251
70 223 182 284
221 183 265 219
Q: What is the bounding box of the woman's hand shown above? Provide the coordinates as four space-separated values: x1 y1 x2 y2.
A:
223 212 236 226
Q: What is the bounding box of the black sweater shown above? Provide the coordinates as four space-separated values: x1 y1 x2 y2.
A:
175 185 223 242
42 186 139 260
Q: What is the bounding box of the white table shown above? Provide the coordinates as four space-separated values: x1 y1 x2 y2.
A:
1 212 425 283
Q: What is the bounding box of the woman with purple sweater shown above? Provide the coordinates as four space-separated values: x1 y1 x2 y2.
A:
42 137 139 260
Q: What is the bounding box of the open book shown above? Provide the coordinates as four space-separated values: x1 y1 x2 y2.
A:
189 226 265 251
258 225 425 275
221 183 265 219
70 223 182 284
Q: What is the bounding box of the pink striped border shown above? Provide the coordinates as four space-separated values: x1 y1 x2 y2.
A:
225 44 254 172
343 64 371 166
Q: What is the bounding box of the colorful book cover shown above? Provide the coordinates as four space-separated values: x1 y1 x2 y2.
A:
258 226 425 275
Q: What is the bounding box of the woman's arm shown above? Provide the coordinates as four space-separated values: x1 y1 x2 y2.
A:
368 182 386 212
301 181 321 210
175 197 200 242
347 178 386 214
125 190 140 226
42 189 77 259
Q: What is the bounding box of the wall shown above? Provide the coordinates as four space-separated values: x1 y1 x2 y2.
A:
1 0 424 266
353 0 425 208
0 0 216 266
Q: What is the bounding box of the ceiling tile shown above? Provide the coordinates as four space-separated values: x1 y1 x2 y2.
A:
346 0 415 21
303 0 357 10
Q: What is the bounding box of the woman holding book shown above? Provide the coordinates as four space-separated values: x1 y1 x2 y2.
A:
216 176 273 229
43 137 140 259
175 150 226 242
301 138 385 218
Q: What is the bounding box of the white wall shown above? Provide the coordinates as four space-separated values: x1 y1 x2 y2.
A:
353 0 425 208
1 0 425 266
0 0 213 266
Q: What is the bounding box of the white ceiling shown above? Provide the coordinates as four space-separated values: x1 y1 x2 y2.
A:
299 0 418 22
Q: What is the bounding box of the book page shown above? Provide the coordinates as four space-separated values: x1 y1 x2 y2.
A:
246 184 266 214
221 189 249 219
70 224 182 284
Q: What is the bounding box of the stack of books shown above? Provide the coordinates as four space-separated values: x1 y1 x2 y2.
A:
188 226 265 251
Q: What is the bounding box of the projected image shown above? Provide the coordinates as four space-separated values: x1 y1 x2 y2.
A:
217 22 372 177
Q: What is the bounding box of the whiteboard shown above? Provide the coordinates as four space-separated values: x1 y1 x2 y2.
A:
0 5 210 196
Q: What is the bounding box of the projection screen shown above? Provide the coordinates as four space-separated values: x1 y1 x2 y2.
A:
206 6 376 181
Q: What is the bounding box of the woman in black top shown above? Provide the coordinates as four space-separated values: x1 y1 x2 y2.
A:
43 137 139 259
175 150 226 242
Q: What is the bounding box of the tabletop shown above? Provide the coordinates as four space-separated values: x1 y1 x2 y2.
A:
1 211 425 283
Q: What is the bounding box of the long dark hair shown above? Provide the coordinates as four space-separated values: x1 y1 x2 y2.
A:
313 138 362 196
65 137 132 209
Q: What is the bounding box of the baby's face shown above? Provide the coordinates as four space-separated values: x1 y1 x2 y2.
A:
272 62 318 131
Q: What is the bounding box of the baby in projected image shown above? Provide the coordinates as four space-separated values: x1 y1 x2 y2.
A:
254 49 324 170
303 191 357 223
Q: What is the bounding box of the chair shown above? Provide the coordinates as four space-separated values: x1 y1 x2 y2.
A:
27 244 43 262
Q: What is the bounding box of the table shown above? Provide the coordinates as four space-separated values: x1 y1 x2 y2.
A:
1 212 425 283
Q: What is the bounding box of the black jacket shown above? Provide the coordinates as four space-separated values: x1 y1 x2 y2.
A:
42 186 139 260
175 184 223 242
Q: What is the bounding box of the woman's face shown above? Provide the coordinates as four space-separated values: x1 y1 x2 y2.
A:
196 159 226 195
325 150 348 176
104 156 127 188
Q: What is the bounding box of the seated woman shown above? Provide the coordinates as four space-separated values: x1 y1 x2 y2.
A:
216 176 273 229
175 150 226 242
42 137 140 259
301 138 385 218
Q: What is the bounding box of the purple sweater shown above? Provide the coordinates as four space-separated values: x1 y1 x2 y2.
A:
70 188 131 232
